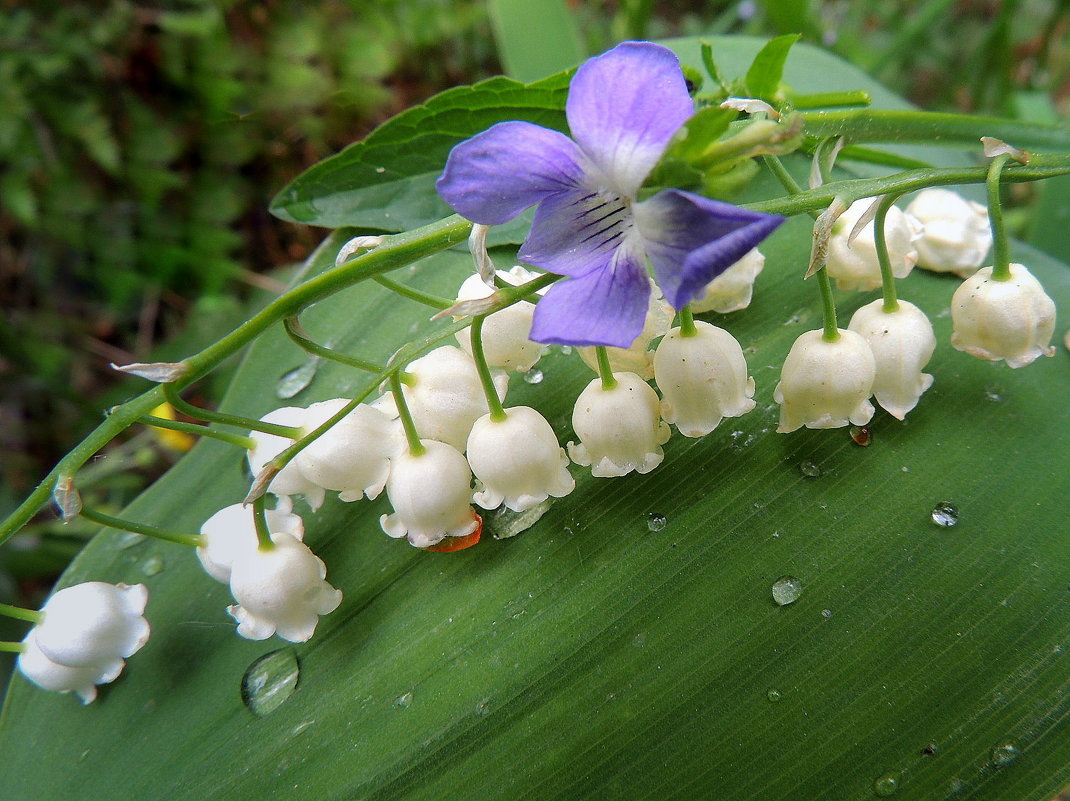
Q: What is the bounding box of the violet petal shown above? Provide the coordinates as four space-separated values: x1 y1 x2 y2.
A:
519 185 632 278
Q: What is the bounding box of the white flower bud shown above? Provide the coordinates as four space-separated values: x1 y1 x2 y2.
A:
568 372 671 477
380 439 479 548
467 406 575 512
653 321 756 437
17 629 121 704
377 346 509 451
951 263 1056 368
907 188 991 277
578 288 673 380
774 329 876 432
247 407 325 510
689 248 765 313
34 582 150 673
197 502 304 584
227 532 341 643
454 266 547 372
848 300 936 420
294 398 400 502
826 199 920 291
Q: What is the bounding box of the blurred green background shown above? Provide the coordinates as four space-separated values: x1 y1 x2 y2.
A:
1 0 1068 640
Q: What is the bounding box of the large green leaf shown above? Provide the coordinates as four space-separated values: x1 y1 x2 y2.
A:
4 39 1070 801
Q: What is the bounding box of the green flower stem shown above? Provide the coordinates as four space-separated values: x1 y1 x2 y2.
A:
873 194 903 312
678 306 697 337
746 158 1070 218
595 347 618 391
139 414 256 450
373 276 453 310
391 372 425 457
469 316 507 422
0 603 43 625
817 269 840 342
801 109 1070 150
162 384 301 438
761 154 806 199
282 317 386 373
0 641 26 654
787 90 872 109
987 154 1012 281
834 145 930 171
0 216 472 546
252 497 273 552
79 505 205 548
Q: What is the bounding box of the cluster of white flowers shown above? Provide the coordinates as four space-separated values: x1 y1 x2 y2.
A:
775 189 1056 431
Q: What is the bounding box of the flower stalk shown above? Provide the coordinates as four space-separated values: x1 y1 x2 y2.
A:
391 372 425 457
595 347 618 391
873 194 903 313
139 414 256 451
0 603 43 624
163 384 302 439
987 154 1012 281
283 316 387 372
469 316 508 423
251 497 273 552
79 506 205 548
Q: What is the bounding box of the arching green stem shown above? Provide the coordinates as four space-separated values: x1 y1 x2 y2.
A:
987 154 1012 281
252 496 273 552
470 316 507 422
139 415 255 450
391 372 425 457
678 306 697 337
0 604 43 625
595 347 618 391
873 194 902 313
163 385 302 439
817 269 840 342
79 506 204 548
283 317 386 372
374 276 453 310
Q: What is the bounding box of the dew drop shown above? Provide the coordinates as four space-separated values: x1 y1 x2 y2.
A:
647 513 667 532
241 648 300 716
850 425 872 446
873 772 900 796
394 691 414 709
931 502 959 527
558 345 573 355
990 739 1020 769
799 460 821 478
141 555 164 576
475 698 492 717
276 360 319 399
767 689 782 702
984 386 1003 402
117 531 145 550
821 608 832 620
522 369 544 385
771 576 803 606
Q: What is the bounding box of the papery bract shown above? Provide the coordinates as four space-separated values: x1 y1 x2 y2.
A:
197 502 304 584
826 199 919 292
775 329 876 432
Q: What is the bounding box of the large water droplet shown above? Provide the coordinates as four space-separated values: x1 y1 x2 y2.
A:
990 739 1020 769
141 555 164 576
767 689 782 702
771 576 803 606
799 460 821 478
821 608 833 620
485 498 554 540
522 369 544 385
394 691 413 709
241 649 300 716
931 502 959 527
647 513 667 532
873 772 900 796
475 698 492 717
276 360 319 399
117 531 145 550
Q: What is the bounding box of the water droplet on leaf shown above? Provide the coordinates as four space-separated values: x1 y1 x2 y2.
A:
485 498 553 540
990 739 1020 769
799 461 821 478
242 649 300 716
647 513 667 532
141 555 164 576
395 692 413 709
117 531 145 550
771 576 803 606
873 772 900 796
522 369 544 385
931 502 959 527
821 608 832 620
767 689 782 702
276 360 319 399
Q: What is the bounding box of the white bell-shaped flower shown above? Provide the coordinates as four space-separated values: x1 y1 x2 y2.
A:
775 329 876 432
951 263 1057 368
17 629 123 704
578 287 673 380
467 406 575 512
227 531 342 642
907 188 991 277
380 439 479 548
376 346 509 452
826 199 920 291
454 266 547 372
197 502 304 584
653 321 756 437
247 407 325 510
689 248 765 313
294 398 400 502
848 300 936 420
569 372 671 477
33 582 150 673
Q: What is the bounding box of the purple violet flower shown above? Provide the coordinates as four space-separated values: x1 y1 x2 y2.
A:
436 41 784 348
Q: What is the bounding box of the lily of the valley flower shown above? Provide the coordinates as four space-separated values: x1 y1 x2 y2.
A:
907 188 991 277
454 266 547 372
951 263 1056 368
577 284 673 380
775 329 876 432
569 372 671 477
247 407 326 511
467 406 575 512
380 439 480 548
436 41 783 348
848 300 936 420
197 502 305 583
653 321 756 437
689 248 765 314
18 630 122 704
227 532 342 642
826 199 920 291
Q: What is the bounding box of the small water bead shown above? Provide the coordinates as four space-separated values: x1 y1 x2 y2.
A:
558 345 573 355
984 386 1003 402
850 425 872 446
931 502 959 527
771 576 803 606
821 608 832 620
990 740 1020 770
141 555 164 576
275 360 319 399
799 461 821 478
522 369 544 385
647 513 667 532
873 773 900 796
394 691 414 709
766 689 782 702
241 649 300 716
